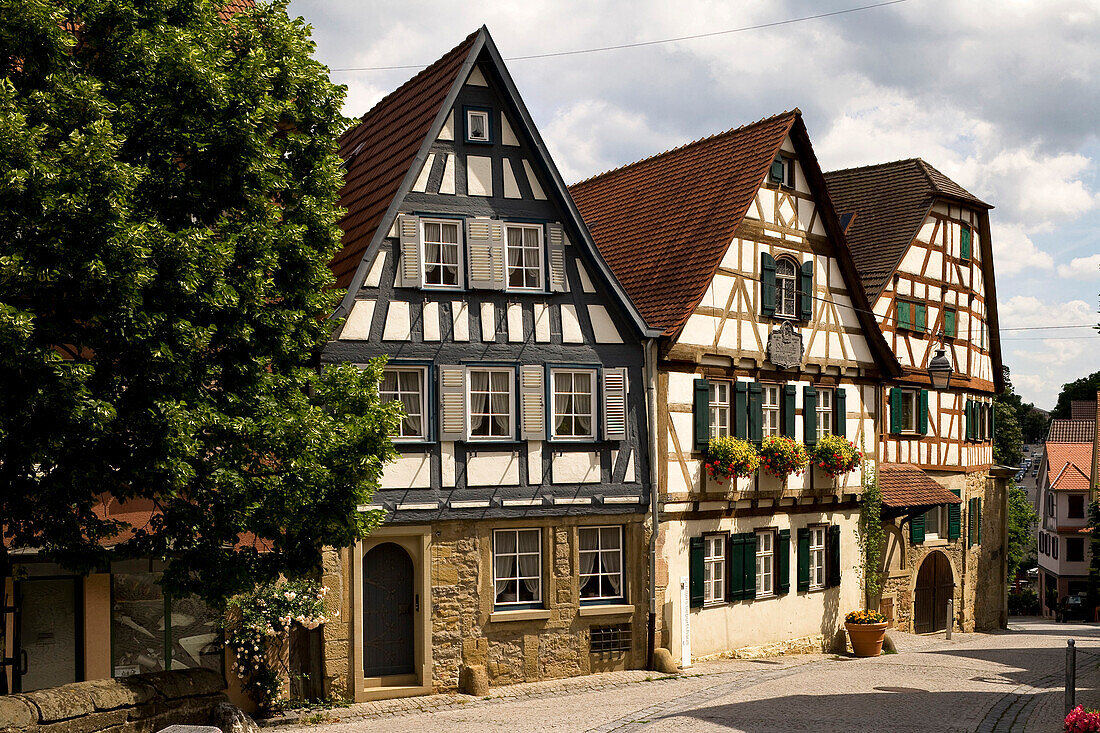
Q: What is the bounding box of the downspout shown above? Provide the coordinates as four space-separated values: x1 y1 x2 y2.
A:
645 338 660 670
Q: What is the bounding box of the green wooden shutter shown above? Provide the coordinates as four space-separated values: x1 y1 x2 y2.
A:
965 399 973 441
761 252 776 317
890 388 902 434
782 384 797 437
948 489 961 541
689 536 705 607
961 226 971 260
835 388 847 437
796 528 810 592
916 303 927 333
945 309 956 338
742 533 757 599
827 525 841 588
776 529 791 595
734 381 749 439
799 261 814 321
803 385 818 446
748 382 763 444
693 379 710 451
897 301 911 330
727 534 745 601
968 497 977 547
976 498 982 544
919 389 929 435
991 404 996 439
910 512 925 545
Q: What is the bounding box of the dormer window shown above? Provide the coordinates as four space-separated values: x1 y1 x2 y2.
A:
769 154 794 187
465 108 491 143
775 256 798 318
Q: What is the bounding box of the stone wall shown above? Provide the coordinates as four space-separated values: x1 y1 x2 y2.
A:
321 546 354 700
1 668 227 733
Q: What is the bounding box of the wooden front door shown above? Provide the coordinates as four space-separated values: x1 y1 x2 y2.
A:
913 552 954 634
14 578 82 692
362 543 416 677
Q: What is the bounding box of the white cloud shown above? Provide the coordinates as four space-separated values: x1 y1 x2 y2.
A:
1057 254 1100 280
988 224 1054 276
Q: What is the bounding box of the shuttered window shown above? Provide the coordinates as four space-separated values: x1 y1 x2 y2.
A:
505 224 544 290
467 368 514 440
710 381 731 439
775 257 798 318
755 531 774 598
380 367 428 440
816 388 833 442
703 534 726 604
809 527 826 590
960 225 972 260
551 369 596 440
762 384 780 438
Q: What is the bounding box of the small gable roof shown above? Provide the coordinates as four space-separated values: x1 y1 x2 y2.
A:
877 463 963 509
1047 443 1093 492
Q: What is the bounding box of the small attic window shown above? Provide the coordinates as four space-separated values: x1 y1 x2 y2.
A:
465 108 491 143
769 154 794 188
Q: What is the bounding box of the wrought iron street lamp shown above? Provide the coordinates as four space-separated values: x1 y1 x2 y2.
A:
928 344 953 390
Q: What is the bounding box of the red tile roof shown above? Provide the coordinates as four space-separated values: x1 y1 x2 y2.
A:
1071 400 1095 420
568 112 797 334
1047 443 1093 492
331 30 479 290
1047 419 1096 443
217 0 255 21
877 463 963 508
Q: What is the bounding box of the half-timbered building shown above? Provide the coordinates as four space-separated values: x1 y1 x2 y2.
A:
825 159 1010 634
571 111 898 663
318 27 660 700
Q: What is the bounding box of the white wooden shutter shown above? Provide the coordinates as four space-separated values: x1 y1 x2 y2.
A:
603 367 628 441
438 366 466 441
546 223 569 293
397 214 421 288
467 218 505 290
519 365 545 440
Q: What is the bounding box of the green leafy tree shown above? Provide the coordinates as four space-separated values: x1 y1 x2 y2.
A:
1088 501 1100 618
1051 370 1100 418
0 0 396 688
1020 408 1049 445
1006 482 1037 583
994 367 1024 466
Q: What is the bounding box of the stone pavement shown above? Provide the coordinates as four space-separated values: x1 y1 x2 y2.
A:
269 617 1100 732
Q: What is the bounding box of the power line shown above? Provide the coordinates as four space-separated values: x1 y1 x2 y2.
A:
999 324 1096 332
328 0 912 73
1000 335 1099 342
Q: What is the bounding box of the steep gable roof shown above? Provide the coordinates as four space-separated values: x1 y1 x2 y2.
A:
568 111 897 373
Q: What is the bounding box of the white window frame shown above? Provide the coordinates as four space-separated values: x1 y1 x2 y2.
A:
762 384 780 438
467 367 515 441
809 526 826 591
704 534 726 605
380 366 428 441
756 530 774 598
816 388 833 441
466 108 491 143
504 223 545 291
924 505 944 540
492 528 542 607
775 256 798 318
579 526 624 602
550 368 597 440
709 381 731 440
900 390 919 433
420 218 462 289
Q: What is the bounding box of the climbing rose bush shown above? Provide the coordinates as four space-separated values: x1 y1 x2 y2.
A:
705 437 759 482
758 436 808 478
811 434 862 477
1066 706 1100 732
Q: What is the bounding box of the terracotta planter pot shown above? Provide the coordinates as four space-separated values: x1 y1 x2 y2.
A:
846 621 888 657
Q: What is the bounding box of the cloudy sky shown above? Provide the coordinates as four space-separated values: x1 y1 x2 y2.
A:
289 0 1100 409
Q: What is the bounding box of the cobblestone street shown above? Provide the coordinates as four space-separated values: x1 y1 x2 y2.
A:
270 618 1100 732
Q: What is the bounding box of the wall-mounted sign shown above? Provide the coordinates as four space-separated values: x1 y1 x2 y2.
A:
767 321 804 370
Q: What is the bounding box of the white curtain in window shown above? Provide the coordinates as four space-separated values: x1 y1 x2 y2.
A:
601 527 622 595
518 531 540 597
469 372 489 435
579 529 599 577
490 371 510 434
399 371 421 435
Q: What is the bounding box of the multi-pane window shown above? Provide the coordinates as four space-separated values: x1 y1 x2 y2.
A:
466 109 490 142
505 224 543 290
925 506 942 538
468 368 513 440
816 388 833 441
421 220 460 287
552 369 596 439
579 527 624 601
756 531 774 598
899 390 918 433
380 367 426 439
703 534 725 604
493 529 541 607
775 258 798 318
762 385 780 438
809 526 826 590
709 382 731 439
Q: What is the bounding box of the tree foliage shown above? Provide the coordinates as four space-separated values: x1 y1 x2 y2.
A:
0 0 395 609
1051 369 1100 419
856 444 884 607
1006 482 1036 583
993 367 1027 466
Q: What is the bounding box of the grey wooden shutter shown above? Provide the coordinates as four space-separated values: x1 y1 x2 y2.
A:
689 537 705 608
919 389 929 435
760 252 776 317
547 223 569 292
835 388 847 438
796 528 810 592
776 529 791 595
910 512 925 545
803 385 817 446
748 382 763 444
519 365 545 440
693 379 710 451
467 218 504 290
734 381 749 439
397 214 421 288
438 366 466 440
826 525 841 588
742 533 756 598
782 384 796 438
603 367 628 442
799 261 813 321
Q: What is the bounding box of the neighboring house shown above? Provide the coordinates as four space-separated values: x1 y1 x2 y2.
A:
825 159 1011 634
1037 412 1097 617
317 27 660 701
570 110 898 663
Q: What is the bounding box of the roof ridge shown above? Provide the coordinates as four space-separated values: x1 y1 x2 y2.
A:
823 158 924 176
571 109 800 187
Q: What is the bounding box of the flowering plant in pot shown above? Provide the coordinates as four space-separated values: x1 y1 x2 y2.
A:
811 434 862 477
1065 706 1100 732
758 436 808 478
705 437 759 483
844 609 889 657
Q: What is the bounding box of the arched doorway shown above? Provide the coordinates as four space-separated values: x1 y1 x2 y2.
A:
913 551 954 633
362 543 415 677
